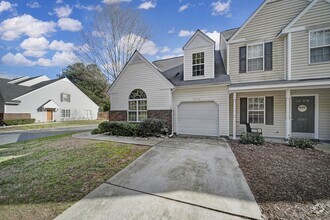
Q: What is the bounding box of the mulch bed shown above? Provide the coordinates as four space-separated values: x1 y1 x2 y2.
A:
229 140 330 220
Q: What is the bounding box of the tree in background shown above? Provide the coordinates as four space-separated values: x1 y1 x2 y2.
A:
58 63 110 111
77 3 150 82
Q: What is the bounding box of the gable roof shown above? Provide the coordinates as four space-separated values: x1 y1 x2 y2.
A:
153 51 230 87
220 28 239 41
228 0 269 42
278 0 319 36
182 29 215 50
109 50 174 93
0 77 62 103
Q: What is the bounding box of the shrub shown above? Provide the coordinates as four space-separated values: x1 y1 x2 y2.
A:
288 138 315 149
3 118 36 126
91 128 100 135
98 121 111 133
239 132 265 145
138 118 167 137
108 122 139 136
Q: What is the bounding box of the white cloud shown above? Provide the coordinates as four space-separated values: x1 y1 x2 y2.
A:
103 0 131 4
20 37 49 57
178 30 194 37
119 34 159 56
49 40 75 52
2 53 36 66
74 3 102 12
37 51 78 67
0 72 22 79
140 40 158 55
211 0 231 17
0 14 56 41
161 46 171 53
138 1 156 10
0 1 14 14
172 47 183 54
56 0 63 3
168 27 175 34
26 1 41 9
54 5 72 18
58 18 82 31
204 31 220 49
178 3 189 12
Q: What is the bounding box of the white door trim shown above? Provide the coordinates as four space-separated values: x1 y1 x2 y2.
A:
291 94 319 139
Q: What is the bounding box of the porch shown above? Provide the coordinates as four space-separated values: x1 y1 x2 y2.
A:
229 79 330 141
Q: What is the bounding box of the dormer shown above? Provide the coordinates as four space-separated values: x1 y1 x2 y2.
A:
183 30 215 81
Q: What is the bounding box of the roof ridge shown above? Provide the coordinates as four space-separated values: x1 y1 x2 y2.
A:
152 55 183 63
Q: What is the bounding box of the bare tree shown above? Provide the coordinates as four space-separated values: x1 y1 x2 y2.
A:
77 3 150 82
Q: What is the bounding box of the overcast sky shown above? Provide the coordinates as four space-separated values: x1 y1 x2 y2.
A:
0 0 262 79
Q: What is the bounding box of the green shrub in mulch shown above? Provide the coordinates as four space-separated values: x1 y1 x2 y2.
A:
239 132 265 145
288 138 316 149
92 119 167 137
3 118 36 126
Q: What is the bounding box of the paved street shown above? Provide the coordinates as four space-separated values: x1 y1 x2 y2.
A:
0 125 97 145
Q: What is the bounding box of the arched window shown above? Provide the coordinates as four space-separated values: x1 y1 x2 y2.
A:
128 89 147 122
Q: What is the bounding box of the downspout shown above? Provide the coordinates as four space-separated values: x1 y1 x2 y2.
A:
169 88 176 137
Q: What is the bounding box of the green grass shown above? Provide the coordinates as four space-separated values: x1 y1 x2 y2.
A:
0 120 105 132
0 133 150 220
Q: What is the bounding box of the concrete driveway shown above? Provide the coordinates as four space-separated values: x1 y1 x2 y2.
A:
56 137 262 220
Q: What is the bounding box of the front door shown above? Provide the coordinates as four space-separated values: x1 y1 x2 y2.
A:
292 96 315 133
47 110 53 121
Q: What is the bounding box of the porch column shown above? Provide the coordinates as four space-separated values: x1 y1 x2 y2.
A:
233 92 237 139
285 89 291 140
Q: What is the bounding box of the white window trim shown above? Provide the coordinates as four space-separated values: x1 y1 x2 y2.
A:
247 96 266 125
309 28 330 65
192 52 205 77
127 98 147 122
247 42 265 73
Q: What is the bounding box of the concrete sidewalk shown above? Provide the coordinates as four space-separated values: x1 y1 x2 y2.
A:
56 137 262 220
73 132 164 146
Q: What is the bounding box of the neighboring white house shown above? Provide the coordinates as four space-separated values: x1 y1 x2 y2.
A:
0 75 99 123
109 0 330 141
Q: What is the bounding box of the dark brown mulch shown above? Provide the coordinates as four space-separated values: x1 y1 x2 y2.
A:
229 140 330 220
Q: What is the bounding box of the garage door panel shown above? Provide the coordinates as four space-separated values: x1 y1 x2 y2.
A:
178 102 219 136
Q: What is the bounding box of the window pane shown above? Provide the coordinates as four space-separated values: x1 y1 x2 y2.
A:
325 30 330 45
61 110 65 117
138 111 147 121
129 112 137 121
129 101 137 110
138 100 147 110
249 111 264 124
310 32 316 47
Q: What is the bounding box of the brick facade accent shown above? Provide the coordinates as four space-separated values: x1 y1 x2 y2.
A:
109 111 127 121
0 113 31 125
147 110 172 132
98 111 109 120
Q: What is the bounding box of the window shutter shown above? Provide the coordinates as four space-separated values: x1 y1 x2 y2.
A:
239 46 247 73
60 93 63 102
266 96 274 125
68 94 71 102
265 42 273 71
240 98 247 124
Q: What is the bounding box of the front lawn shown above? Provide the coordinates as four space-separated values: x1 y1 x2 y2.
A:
0 133 150 220
0 120 105 132
230 140 330 219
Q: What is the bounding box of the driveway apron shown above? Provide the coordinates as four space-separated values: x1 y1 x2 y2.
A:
56 137 262 220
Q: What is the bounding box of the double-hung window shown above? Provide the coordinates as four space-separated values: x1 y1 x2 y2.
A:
310 29 330 63
192 52 204 76
128 89 147 122
61 93 71 102
61 109 70 118
248 97 265 124
247 44 264 71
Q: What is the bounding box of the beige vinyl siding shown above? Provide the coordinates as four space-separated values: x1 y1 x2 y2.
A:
184 45 214 81
293 0 330 28
110 61 173 111
291 31 330 80
229 91 286 138
229 38 285 83
219 35 228 71
173 85 229 136
235 0 309 41
291 89 330 141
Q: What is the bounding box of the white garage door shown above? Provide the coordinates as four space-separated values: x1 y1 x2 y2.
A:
178 102 219 136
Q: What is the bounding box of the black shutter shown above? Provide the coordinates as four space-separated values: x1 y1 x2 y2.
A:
264 42 273 71
239 46 246 73
240 98 247 124
266 97 274 125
